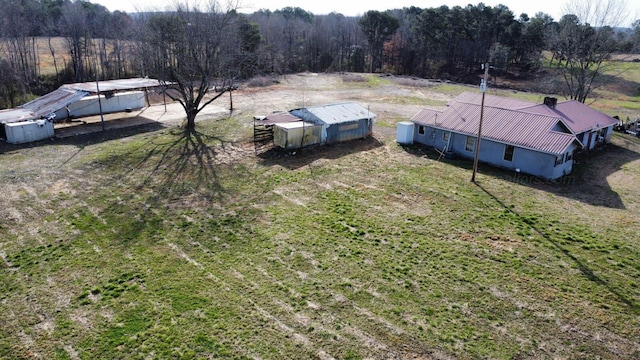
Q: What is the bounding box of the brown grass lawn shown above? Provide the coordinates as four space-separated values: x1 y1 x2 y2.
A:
1 72 640 359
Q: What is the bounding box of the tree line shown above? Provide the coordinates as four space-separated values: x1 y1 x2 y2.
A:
1 0 640 111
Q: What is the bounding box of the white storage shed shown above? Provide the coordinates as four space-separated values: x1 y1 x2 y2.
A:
5 119 55 144
273 122 322 149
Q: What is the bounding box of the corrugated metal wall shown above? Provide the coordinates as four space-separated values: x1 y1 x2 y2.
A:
325 119 372 144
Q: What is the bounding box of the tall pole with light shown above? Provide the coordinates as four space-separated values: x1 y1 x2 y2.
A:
471 62 489 183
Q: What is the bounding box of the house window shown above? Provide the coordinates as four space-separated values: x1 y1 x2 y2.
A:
504 145 514 162
555 155 564 166
442 132 450 142
566 151 573 162
418 125 425 135
465 136 475 152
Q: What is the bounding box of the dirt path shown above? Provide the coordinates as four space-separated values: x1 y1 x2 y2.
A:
49 72 454 140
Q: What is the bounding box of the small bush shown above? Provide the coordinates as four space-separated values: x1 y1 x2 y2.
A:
247 76 279 87
341 74 366 82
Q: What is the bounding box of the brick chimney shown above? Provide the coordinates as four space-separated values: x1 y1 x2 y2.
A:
543 96 557 108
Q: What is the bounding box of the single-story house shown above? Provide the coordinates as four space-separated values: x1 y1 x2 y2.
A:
403 92 617 180
451 92 618 150
290 102 375 145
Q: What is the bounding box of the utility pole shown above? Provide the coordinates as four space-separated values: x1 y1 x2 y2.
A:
471 62 489 183
94 55 105 131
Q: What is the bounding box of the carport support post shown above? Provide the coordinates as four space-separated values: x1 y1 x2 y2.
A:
229 78 235 112
96 77 105 131
471 62 489 183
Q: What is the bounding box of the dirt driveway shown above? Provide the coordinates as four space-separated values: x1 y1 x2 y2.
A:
52 72 455 141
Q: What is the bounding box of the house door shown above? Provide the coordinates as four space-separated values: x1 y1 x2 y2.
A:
586 132 593 149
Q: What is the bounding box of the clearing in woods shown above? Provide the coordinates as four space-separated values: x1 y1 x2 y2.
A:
1 72 640 359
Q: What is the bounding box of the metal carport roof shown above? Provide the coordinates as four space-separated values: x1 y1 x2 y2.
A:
60 77 164 94
1 78 164 125
0 88 88 124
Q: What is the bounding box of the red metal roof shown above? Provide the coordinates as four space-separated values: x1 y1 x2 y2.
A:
519 101 619 134
412 101 577 155
453 91 618 135
453 91 535 110
257 112 302 126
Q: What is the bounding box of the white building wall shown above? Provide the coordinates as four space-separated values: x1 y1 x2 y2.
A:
5 120 55 144
55 91 146 119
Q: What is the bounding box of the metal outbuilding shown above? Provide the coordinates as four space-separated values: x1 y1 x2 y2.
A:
54 91 147 119
1 78 164 143
290 102 375 144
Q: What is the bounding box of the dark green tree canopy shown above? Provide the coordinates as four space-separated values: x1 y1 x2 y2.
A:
358 10 400 72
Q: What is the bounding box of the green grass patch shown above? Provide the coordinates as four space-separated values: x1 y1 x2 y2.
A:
1 88 640 359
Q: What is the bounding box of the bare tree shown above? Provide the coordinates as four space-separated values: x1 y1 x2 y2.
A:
551 0 629 103
142 1 241 131
0 58 25 108
562 0 630 27
60 1 89 82
0 0 41 94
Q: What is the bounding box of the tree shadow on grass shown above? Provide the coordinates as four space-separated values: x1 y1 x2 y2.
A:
501 140 640 210
475 181 639 314
0 122 167 156
95 127 241 245
134 128 232 203
401 137 640 209
257 136 384 170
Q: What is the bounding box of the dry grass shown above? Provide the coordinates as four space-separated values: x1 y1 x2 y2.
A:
1 73 640 359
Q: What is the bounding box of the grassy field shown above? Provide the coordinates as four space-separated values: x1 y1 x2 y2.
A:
1 71 640 359
2 106 640 359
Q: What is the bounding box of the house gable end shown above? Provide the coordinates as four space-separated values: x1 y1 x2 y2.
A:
552 120 572 134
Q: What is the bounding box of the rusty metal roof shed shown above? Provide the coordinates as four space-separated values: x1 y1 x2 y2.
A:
1 78 163 125
258 112 302 126
60 77 164 94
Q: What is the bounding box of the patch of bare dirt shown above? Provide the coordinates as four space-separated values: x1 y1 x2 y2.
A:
38 72 448 142
610 54 640 62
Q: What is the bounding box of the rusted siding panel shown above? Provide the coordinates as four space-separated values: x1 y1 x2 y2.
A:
325 119 372 144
